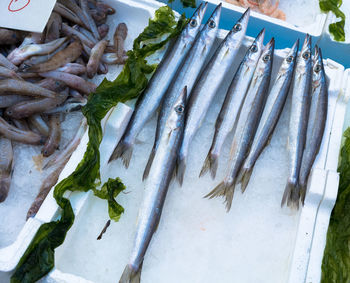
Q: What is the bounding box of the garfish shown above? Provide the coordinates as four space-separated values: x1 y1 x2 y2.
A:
298 46 328 204
237 39 299 192
143 3 221 180
176 8 250 185
281 34 312 209
206 38 275 211
119 86 187 283
0 137 13 202
200 29 265 179
108 3 207 167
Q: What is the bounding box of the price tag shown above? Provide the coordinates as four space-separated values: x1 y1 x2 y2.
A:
0 0 57 33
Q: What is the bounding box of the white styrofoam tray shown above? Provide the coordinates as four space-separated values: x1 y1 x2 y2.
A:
0 0 348 282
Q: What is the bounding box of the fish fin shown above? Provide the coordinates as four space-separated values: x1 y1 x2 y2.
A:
299 183 307 206
0 176 10 203
199 152 218 179
108 140 133 168
176 156 186 186
119 264 142 283
142 148 155 181
281 180 300 209
237 167 253 193
204 181 235 211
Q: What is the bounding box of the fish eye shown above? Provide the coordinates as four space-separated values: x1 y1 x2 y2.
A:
302 51 311 60
286 56 294 63
233 24 242 32
314 64 322 73
250 45 258 53
190 19 197 27
175 105 184 113
208 20 216 29
263 54 271 62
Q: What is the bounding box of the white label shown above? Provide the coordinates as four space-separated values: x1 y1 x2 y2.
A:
0 0 57 33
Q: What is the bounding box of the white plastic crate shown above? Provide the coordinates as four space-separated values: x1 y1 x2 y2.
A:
0 0 348 282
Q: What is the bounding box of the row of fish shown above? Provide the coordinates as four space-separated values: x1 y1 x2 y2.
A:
0 0 127 213
113 3 328 282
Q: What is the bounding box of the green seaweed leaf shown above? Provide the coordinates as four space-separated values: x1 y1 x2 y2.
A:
321 128 350 282
93 178 126 222
319 0 346 42
11 6 187 283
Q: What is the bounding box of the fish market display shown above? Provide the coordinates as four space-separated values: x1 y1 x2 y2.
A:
200 29 265 179
119 86 187 283
206 38 275 211
108 3 208 167
236 39 299 192
298 46 328 204
0 0 127 204
225 0 286 20
282 34 312 209
176 8 250 185
143 4 222 180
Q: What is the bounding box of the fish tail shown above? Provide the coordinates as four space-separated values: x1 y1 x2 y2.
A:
119 264 141 283
0 177 10 203
299 183 307 206
176 155 186 186
199 151 218 179
281 179 300 209
237 167 253 193
109 140 133 168
142 148 155 181
205 181 235 211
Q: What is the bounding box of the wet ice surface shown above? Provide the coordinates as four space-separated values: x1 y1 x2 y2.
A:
54 40 301 283
0 112 83 249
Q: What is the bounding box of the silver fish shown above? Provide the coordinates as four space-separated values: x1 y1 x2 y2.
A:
200 29 265 179
143 3 221 181
281 34 312 209
108 3 207 167
237 39 299 192
119 86 187 283
0 137 13 202
176 8 250 186
298 46 328 204
206 38 275 211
